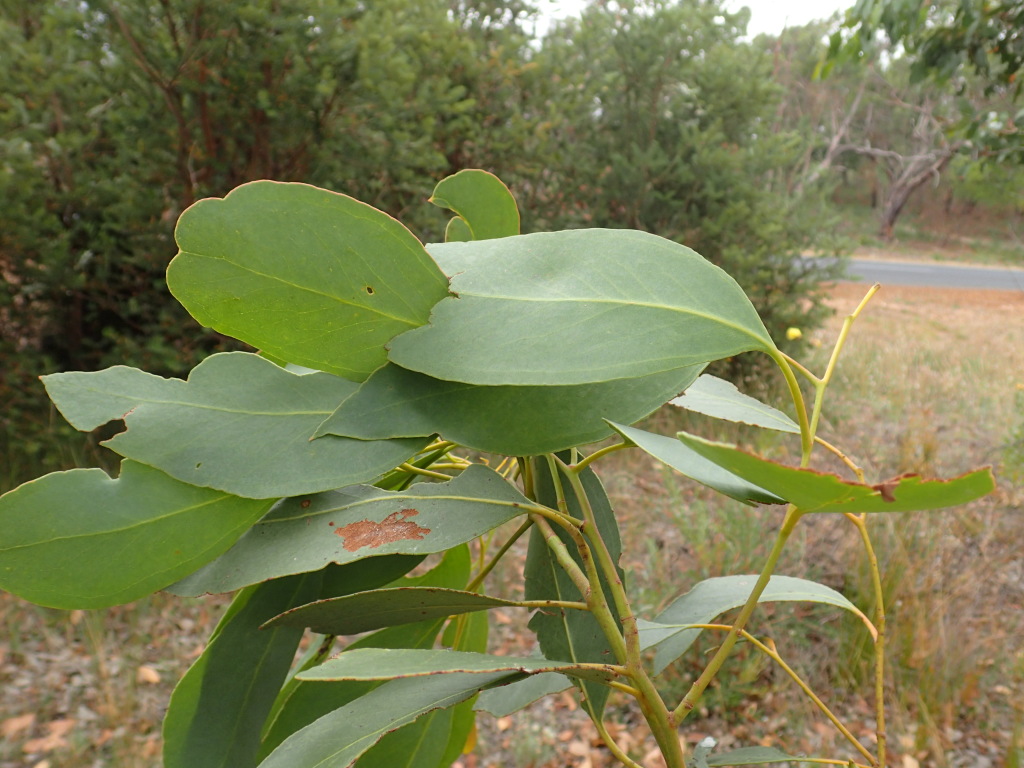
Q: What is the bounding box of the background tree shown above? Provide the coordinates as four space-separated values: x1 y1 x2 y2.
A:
0 0 530 487
517 0 841 356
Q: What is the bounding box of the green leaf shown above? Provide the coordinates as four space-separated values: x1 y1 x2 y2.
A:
259 624 443 763
525 457 623 719
639 574 871 675
259 548 470 761
163 573 321 768
315 362 703 456
297 648 618 685
676 432 995 514
388 230 775 386
355 707 458 768
318 555 425 600
607 422 784 506
474 671 573 717
430 169 520 240
44 353 429 499
257 672 515 768
671 374 800 433
169 465 531 596
264 587 520 636
0 461 272 609
168 181 450 381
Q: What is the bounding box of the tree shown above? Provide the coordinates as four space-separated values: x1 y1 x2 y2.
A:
518 0 841 353
828 0 1024 163
0 0 532 488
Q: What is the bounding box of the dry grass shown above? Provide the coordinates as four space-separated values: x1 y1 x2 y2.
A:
1 282 1022 768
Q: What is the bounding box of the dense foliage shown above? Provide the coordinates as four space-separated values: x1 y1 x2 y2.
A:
0 170 994 768
0 0 843 489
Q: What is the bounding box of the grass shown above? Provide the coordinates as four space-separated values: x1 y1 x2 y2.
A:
1 281 1021 767
603 281 1024 767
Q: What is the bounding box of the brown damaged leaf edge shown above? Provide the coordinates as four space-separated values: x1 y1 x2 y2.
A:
333 508 430 552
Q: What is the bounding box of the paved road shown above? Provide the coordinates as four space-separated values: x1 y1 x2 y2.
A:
820 257 1024 292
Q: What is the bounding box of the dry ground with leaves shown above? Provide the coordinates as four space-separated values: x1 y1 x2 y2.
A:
2 280 1022 768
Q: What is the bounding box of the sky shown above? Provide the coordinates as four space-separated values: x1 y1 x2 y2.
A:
538 0 853 37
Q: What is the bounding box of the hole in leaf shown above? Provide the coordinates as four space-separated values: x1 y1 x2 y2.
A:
364 285 375 295
195 462 202 469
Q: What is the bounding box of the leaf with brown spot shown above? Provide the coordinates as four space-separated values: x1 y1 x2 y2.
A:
335 509 430 552
168 465 532 596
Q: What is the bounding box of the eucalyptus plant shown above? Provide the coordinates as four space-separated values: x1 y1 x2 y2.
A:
0 170 993 768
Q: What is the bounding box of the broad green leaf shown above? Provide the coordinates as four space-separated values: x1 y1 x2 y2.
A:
315 362 703 456
298 648 618 685
163 573 320 768
474 671 573 717
264 587 520 636
44 353 429 499
671 374 800 433
0 461 272 609
608 422 784 506
704 746 806 766
430 169 520 240
388 230 775 386
259 548 470 761
639 574 871 675
169 465 531 596
677 431 995 514
525 456 623 719
168 181 449 381
257 672 515 768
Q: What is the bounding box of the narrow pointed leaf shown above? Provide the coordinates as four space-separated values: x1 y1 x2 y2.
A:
169 465 531 596
671 374 800 433
355 708 456 768
168 181 450 381
474 672 573 717
525 457 623 718
0 461 272 609
45 353 428 499
677 431 995 514
430 169 520 241
315 362 703 455
639 574 871 675
297 648 618 685
608 422 784 505
163 573 320 768
259 548 470 761
264 587 520 636
388 230 775 386
257 672 514 768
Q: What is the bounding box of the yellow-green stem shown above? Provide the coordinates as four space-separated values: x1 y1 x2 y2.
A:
847 513 887 768
555 456 685 768
593 718 648 768
573 441 630 473
398 463 454 481
467 518 533 592
770 351 814 462
674 506 803 722
693 624 875 765
808 284 880 444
